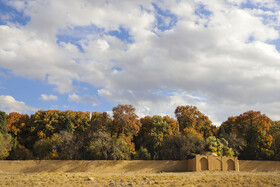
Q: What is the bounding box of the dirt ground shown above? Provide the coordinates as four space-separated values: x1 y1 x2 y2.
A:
0 160 280 186
0 171 279 186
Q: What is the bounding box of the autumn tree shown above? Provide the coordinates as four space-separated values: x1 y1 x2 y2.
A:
90 112 112 134
163 116 179 136
112 104 141 138
64 110 91 134
7 112 29 137
30 110 65 138
135 115 178 159
6 112 31 158
174 105 213 138
222 111 273 160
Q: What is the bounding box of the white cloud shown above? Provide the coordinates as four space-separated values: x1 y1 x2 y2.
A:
1 0 280 124
0 95 37 113
68 93 100 106
40 94 58 101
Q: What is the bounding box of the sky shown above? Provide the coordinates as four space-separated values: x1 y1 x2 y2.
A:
1 0 280 125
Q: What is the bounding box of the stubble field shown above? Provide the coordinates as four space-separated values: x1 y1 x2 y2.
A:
0 160 280 186
0 171 279 186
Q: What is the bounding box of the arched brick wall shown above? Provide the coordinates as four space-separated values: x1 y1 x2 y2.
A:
200 157 208 171
226 159 235 171
186 155 239 171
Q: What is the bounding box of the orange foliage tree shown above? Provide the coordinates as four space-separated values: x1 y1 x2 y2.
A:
175 105 214 138
222 111 273 160
112 104 141 138
7 112 29 137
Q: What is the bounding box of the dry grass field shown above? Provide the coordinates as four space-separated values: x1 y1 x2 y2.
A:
0 160 280 186
0 171 280 186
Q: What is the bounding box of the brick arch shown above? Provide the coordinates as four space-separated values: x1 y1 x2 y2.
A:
200 157 208 171
227 159 235 171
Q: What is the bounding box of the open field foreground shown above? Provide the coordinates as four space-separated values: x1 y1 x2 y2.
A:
0 160 280 186
0 171 279 186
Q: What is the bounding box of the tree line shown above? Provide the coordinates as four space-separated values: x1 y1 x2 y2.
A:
0 105 279 161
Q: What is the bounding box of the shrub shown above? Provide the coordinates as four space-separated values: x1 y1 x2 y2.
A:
0 111 7 135
205 136 234 156
0 133 13 159
161 134 205 160
135 147 151 160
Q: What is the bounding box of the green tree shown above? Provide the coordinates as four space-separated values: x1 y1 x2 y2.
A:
0 132 13 159
161 134 205 160
135 147 151 160
219 133 246 157
86 131 133 160
270 121 280 160
136 115 177 159
33 136 57 160
63 117 72 134
7 137 17 160
0 111 8 135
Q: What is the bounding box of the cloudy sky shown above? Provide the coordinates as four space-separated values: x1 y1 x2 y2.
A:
1 0 280 125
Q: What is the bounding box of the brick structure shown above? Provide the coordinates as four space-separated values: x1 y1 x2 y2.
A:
187 154 239 171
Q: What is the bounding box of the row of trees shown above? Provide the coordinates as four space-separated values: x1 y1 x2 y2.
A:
0 105 279 160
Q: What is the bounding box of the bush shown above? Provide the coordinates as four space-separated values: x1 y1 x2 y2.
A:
0 111 7 135
52 131 77 159
205 136 234 156
220 133 246 156
0 133 13 159
13 144 34 160
135 147 151 160
86 131 112 160
33 137 56 159
161 134 205 160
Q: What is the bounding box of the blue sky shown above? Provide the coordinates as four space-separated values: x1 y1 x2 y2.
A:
1 0 280 125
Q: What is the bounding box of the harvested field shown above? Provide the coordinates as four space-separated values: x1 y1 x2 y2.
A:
0 160 280 186
0 171 279 186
